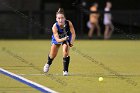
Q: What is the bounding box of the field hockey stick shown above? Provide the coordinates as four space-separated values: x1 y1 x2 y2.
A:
63 24 72 46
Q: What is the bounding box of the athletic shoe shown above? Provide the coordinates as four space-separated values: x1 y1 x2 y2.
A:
63 71 68 76
43 64 50 73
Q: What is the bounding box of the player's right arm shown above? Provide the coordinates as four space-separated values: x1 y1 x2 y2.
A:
52 24 68 43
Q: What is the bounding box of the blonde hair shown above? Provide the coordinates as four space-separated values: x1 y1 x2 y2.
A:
56 8 65 16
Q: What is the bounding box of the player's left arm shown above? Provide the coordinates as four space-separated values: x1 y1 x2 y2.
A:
68 20 76 46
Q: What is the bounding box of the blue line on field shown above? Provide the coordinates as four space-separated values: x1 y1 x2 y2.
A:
0 68 57 93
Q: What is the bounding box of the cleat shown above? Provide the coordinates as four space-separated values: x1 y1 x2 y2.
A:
43 64 50 73
63 71 68 76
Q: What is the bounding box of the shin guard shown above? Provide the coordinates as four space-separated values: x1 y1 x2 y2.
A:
63 56 70 72
47 56 53 65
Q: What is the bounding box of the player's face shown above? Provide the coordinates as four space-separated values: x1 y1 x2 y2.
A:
107 2 112 8
56 14 65 26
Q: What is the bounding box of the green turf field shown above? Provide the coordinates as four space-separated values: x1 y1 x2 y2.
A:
0 40 140 93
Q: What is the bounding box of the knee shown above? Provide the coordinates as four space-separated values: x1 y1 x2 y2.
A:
49 53 57 59
63 51 69 57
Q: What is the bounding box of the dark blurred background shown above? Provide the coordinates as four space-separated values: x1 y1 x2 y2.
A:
0 0 140 39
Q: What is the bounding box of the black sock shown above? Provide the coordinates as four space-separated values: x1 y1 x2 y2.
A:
63 56 70 72
47 56 53 65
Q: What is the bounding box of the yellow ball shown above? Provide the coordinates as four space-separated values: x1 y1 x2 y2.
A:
99 77 103 82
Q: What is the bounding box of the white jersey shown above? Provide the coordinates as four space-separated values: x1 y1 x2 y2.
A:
104 8 112 25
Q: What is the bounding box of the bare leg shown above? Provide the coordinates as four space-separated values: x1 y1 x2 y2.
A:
108 24 114 39
104 25 110 39
49 44 60 59
96 23 101 37
88 25 94 39
62 42 70 57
